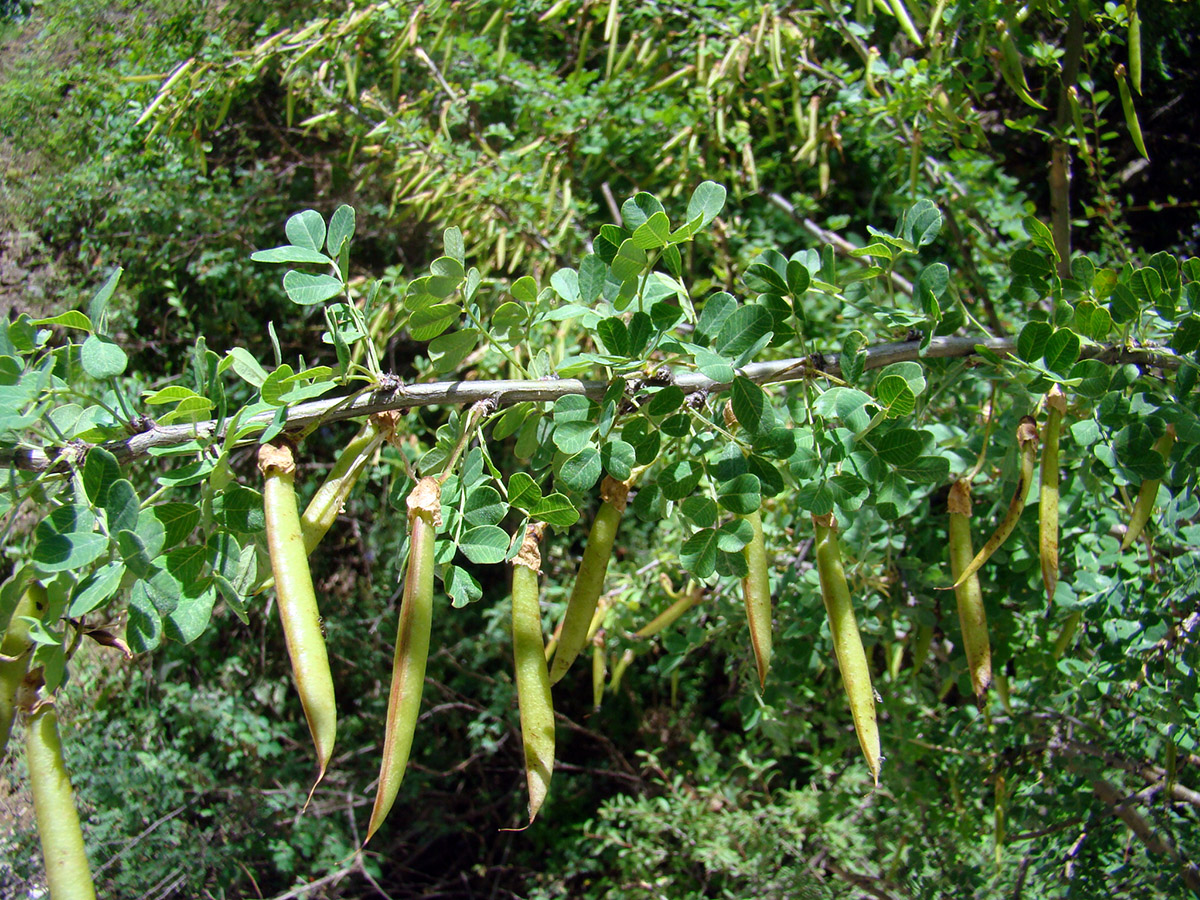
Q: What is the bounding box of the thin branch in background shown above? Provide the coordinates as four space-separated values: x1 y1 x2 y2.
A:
93 804 187 877
763 190 915 296
940 202 1005 334
1090 775 1200 893
600 181 622 223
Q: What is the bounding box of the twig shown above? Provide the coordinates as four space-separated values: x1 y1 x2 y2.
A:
94 804 187 876
5 335 1185 473
1090 775 1200 892
763 191 915 296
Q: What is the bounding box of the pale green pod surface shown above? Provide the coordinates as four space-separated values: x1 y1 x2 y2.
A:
741 509 772 688
953 417 1039 589
1121 426 1175 550
1 582 46 758
27 704 98 900
300 414 393 554
1040 389 1065 603
814 514 881 784
949 480 992 698
549 477 629 685
260 442 337 791
512 525 555 822
367 477 440 842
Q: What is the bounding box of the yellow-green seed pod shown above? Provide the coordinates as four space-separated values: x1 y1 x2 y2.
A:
1 580 46 758
995 21 1046 110
953 417 1039 588
1115 63 1148 159
1128 0 1143 94
949 480 992 698
741 509 772 688
549 477 630 685
1040 387 1066 603
814 514 881 784
367 477 441 843
259 442 337 795
1121 425 1176 550
26 702 98 900
511 524 554 822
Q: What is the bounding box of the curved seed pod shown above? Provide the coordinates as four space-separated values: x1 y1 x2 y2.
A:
300 413 396 554
1067 87 1094 167
742 509 773 688
994 671 1012 713
885 0 923 47
910 622 934 676
609 648 635 694
635 580 703 639
1040 387 1066 603
26 701 98 900
949 480 992 698
511 523 554 823
1128 0 1143 95
254 415 396 596
1 581 47 758
584 595 611 645
367 476 440 843
953 416 1040 588
813 514 881 784
995 21 1046 110
1121 425 1176 550
549 477 630 685
1053 610 1082 659
1115 63 1148 159
259 442 337 794
591 632 607 711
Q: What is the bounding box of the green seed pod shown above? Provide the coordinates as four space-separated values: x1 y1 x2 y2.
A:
26 702 98 900
995 21 1046 110
1053 610 1082 659
367 476 441 843
1115 63 1148 159
635 579 703 639
549 477 630 685
910 622 934 676
953 417 1040 588
301 414 395 554
741 509 773 688
1040 387 1066 603
814 514 881 784
1128 0 1143 95
1121 425 1176 550
1 580 47 758
259 442 337 795
591 632 607 711
949 480 992 698
511 524 554 822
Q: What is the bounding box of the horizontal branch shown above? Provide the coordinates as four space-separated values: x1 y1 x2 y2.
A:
4 335 1183 473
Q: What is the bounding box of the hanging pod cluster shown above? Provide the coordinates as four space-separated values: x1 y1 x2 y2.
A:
256 414 394 799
